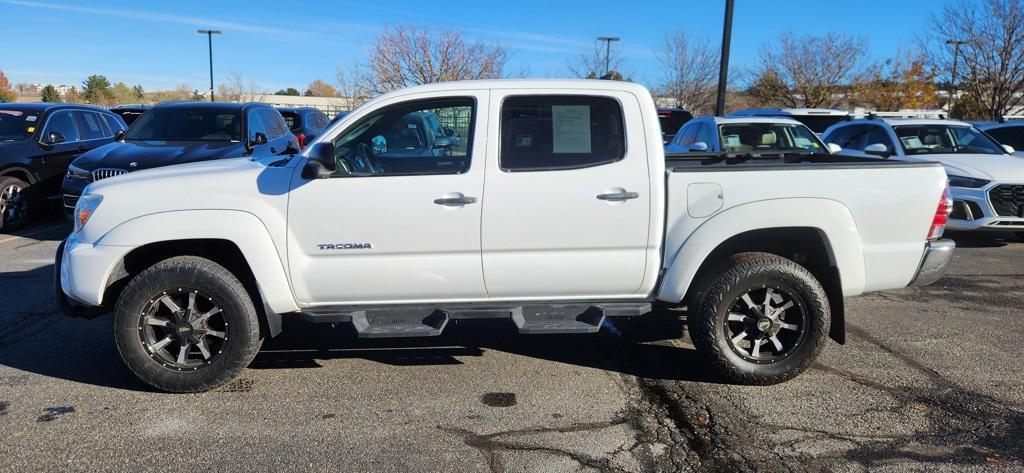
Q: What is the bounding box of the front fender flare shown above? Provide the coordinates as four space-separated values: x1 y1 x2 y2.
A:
98 210 298 316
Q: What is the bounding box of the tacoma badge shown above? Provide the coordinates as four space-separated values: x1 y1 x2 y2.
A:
316 243 374 250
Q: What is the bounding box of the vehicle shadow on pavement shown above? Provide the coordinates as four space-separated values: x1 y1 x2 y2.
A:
0 265 149 392
252 313 724 384
944 231 1013 248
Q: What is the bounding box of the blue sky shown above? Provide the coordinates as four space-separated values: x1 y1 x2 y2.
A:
1 0 949 93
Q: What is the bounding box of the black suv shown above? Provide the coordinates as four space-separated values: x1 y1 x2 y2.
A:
276 107 329 148
62 102 298 214
0 103 126 230
109 104 150 126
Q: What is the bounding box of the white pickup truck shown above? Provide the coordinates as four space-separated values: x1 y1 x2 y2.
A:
55 80 955 392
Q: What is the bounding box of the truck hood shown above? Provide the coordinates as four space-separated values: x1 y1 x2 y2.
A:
73 140 245 171
908 153 1024 182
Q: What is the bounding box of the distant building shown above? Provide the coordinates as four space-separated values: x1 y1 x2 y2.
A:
240 94 360 118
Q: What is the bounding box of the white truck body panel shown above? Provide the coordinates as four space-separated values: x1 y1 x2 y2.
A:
61 80 949 318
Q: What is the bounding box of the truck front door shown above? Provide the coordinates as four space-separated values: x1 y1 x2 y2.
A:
286 92 489 305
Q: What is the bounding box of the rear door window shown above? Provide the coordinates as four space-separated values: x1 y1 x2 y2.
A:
500 95 625 172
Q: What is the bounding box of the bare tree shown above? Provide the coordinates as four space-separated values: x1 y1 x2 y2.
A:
748 33 868 108
568 40 628 80
334 60 373 109
364 26 509 95
655 32 718 113
922 0 1024 119
217 72 260 102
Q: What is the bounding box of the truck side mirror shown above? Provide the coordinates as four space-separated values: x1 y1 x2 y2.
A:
864 143 891 158
302 142 337 179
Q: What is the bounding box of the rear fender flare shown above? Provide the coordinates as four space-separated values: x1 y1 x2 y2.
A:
657 198 865 303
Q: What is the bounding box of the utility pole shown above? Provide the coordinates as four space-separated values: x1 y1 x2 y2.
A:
945 39 966 118
197 29 222 101
596 36 620 78
715 0 735 116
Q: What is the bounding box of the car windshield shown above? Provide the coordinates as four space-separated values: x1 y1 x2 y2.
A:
893 125 1005 155
718 122 826 153
0 109 38 141
124 108 242 142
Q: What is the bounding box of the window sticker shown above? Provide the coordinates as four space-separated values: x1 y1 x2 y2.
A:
551 105 591 153
26 127 35 133
26 115 37 121
794 137 813 148
900 136 924 148
723 134 741 146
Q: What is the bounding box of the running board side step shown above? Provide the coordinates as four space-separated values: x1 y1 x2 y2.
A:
297 302 651 338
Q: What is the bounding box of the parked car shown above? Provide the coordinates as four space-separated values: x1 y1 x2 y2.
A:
62 102 299 215
657 107 693 145
109 104 150 126
823 117 1024 237
276 107 329 149
0 103 126 230
976 121 1024 157
728 108 851 134
328 111 349 127
56 79 953 392
665 116 834 154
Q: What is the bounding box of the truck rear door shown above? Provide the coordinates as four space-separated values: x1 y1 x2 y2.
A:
481 91 653 298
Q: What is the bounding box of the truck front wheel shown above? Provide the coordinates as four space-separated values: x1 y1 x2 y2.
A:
113 256 262 392
689 252 830 385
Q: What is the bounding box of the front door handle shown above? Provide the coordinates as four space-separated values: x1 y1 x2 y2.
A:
597 191 639 201
434 195 478 206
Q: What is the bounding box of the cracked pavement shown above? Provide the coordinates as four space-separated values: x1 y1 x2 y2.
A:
0 218 1022 472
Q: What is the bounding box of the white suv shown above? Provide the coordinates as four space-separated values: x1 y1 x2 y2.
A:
823 118 1024 235
665 116 832 154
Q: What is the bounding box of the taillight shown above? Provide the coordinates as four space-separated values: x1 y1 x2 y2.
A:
297 133 306 149
928 185 952 240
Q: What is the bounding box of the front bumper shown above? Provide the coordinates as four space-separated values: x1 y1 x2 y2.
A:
908 239 955 287
54 235 133 317
947 183 1024 231
61 176 89 215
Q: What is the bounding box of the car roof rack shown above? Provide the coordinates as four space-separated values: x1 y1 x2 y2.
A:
863 110 946 120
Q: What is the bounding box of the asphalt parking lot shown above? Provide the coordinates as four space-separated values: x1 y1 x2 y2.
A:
0 216 1022 472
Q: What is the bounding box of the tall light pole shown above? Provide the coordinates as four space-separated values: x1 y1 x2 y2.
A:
197 29 222 101
596 36 620 78
715 0 735 116
945 38 966 118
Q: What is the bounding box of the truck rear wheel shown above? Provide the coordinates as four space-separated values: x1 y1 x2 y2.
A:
113 256 262 393
689 252 830 385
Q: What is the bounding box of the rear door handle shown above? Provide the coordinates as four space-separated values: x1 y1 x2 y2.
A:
597 191 639 201
434 195 478 206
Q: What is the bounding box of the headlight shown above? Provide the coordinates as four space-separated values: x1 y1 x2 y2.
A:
66 164 91 180
947 175 990 188
74 194 103 232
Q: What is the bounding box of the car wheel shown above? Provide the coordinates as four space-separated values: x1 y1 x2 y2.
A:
689 252 830 385
0 176 31 232
114 256 262 393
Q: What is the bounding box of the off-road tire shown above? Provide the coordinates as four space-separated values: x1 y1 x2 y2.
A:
114 256 262 392
688 252 830 385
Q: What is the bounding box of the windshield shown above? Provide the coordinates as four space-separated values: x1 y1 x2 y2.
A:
0 110 38 141
893 125 1005 155
718 122 826 153
125 108 242 142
